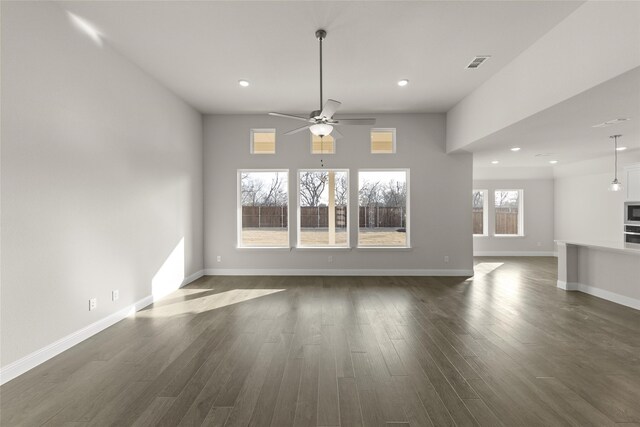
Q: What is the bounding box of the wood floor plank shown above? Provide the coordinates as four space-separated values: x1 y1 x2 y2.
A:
338 377 363 427
2 259 640 426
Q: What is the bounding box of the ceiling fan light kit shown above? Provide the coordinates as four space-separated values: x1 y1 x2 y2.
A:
268 29 376 139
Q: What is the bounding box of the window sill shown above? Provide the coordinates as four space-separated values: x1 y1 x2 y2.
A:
236 246 292 251
473 234 489 238
493 235 526 238
295 246 352 251
356 246 412 251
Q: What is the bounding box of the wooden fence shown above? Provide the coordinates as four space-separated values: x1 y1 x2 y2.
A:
241 206 348 228
359 206 405 228
473 207 518 235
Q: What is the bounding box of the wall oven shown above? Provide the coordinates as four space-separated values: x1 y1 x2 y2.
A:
625 202 640 225
624 225 640 246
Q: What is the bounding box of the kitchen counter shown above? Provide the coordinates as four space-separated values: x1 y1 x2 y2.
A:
555 239 640 255
555 240 640 310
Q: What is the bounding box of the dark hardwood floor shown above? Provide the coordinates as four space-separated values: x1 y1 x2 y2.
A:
2 257 640 426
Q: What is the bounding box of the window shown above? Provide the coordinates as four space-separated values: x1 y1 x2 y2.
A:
370 129 396 154
238 170 288 247
472 189 488 236
358 170 409 247
250 129 276 154
311 134 335 154
494 190 524 236
298 169 349 247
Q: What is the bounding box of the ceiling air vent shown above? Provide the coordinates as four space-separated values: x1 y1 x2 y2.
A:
466 55 491 69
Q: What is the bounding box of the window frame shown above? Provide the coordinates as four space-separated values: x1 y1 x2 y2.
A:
357 168 410 248
370 128 397 154
493 189 524 237
249 128 276 155
310 133 336 155
237 169 290 249
472 189 489 237
296 168 350 249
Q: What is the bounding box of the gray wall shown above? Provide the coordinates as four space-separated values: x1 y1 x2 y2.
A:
204 114 473 273
472 179 555 255
554 153 640 242
1 2 204 366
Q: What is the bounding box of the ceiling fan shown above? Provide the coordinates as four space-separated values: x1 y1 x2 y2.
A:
269 29 376 139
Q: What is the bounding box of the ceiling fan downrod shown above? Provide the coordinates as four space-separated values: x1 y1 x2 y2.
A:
316 29 326 113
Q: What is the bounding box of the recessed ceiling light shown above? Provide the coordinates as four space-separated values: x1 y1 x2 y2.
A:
549 160 558 164
238 80 250 87
510 147 521 152
397 79 409 87
616 146 627 151
491 160 499 164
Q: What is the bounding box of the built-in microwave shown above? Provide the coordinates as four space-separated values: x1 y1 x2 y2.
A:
625 202 640 225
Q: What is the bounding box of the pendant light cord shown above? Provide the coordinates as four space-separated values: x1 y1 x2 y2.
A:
319 36 323 111
612 134 621 181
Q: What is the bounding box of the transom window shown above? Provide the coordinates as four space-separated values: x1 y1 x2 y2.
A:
370 129 396 154
311 134 335 154
250 129 276 154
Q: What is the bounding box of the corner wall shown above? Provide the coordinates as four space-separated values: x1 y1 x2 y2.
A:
203 114 473 274
554 153 640 242
1 2 204 371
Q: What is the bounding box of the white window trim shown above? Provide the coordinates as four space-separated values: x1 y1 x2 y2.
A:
357 168 410 248
310 134 336 155
296 169 350 249
473 189 489 237
370 128 397 154
237 169 290 248
250 128 276 154
493 189 524 237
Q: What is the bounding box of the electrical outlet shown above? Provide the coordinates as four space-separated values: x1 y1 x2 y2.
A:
89 298 97 311
112 290 119 301
217 255 221 262
328 256 333 264
444 256 449 263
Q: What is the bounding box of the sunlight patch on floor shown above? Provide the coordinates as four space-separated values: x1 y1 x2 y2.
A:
137 288 286 318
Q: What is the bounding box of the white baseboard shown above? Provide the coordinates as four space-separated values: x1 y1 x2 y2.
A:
203 268 474 277
0 269 204 386
474 251 556 257
557 280 640 310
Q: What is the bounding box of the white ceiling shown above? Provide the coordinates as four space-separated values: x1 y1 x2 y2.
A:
469 66 640 168
58 1 582 114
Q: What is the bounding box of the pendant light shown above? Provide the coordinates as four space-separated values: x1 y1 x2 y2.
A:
609 134 623 192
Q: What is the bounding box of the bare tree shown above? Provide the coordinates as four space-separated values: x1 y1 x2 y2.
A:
472 190 484 209
359 180 382 207
299 171 327 207
335 174 348 206
495 190 519 209
382 180 406 207
241 173 264 206
260 174 287 206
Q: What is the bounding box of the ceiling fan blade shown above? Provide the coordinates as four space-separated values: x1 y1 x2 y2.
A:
321 99 342 119
332 118 376 125
269 112 311 122
284 125 312 135
331 129 343 139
